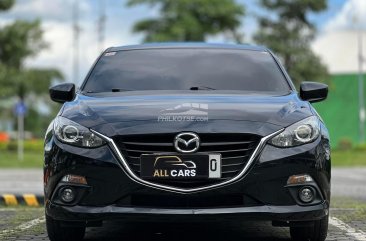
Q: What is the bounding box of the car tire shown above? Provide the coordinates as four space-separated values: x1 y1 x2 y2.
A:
290 215 328 241
46 215 86 241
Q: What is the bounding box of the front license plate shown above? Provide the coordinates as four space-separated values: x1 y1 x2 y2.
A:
140 154 221 179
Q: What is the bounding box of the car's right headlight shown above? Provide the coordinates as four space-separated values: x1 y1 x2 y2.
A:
53 116 105 148
268 116 320 147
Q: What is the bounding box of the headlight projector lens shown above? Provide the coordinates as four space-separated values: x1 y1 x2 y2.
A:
62 125 79 142
294 124 312 141
298 187 315 203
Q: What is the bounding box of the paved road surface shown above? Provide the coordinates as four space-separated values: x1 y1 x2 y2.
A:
331 168 366 200
1 214 366 241
0 167 365 199
0 169 42 195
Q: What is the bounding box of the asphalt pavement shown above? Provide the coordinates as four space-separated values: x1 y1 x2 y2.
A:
0 212 365 241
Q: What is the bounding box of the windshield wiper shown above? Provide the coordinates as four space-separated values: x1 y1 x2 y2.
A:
190 86 216 90
111 88 133 92
82 88 133 94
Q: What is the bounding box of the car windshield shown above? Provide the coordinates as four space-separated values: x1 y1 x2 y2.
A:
82 48 291 93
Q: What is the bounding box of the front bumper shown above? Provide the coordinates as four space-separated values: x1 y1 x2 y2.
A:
46 201 329 223
44 129 331 223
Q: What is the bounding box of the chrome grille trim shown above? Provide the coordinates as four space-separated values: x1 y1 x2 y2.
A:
118 133 260 181
91 129 284 194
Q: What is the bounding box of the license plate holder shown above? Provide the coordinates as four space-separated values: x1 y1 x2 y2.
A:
140 153 221 180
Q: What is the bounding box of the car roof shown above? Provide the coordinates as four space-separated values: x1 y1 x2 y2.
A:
107 42 268 52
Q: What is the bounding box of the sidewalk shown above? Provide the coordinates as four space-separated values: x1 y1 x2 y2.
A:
0 169 43 195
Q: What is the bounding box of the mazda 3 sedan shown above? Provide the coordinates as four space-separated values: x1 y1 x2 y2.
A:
44 43 330 241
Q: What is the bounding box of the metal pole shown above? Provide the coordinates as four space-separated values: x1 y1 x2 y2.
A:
358 29 365 143
73 0 80 83
98 0 106 53
17 114 24 161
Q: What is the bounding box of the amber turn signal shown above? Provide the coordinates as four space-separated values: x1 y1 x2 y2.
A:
61 175 87 185
287 174 313 185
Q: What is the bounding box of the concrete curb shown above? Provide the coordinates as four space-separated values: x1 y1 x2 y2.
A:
0 194 44 207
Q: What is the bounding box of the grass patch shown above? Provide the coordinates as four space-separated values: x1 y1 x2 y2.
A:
0 151 43 168
332 150 366 166
331 197 366 222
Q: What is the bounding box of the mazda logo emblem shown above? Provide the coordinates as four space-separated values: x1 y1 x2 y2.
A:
174 132 200 153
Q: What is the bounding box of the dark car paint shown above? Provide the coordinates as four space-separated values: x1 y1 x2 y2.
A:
44 43 330 227
44 108 330 222
44 125 330 222
59 91 312 135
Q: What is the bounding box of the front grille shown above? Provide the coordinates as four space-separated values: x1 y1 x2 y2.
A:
113 133 261 188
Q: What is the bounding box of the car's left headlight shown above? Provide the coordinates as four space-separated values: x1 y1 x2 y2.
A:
268 116 320 147
53 116 105 148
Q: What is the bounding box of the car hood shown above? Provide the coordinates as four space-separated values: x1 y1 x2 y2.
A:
60 91 313 137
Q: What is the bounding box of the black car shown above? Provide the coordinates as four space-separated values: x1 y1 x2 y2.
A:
44 43 330 241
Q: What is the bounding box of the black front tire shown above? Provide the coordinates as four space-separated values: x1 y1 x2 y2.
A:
46 215 86 241
290 215 328 241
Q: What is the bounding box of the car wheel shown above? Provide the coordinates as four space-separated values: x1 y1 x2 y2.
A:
290 215 328 241
46 214 86 241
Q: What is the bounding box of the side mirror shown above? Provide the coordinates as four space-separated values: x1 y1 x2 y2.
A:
49 83 75 103
300 82 328 103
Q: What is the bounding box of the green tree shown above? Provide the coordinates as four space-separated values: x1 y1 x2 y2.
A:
0 1 63 137
0 2 62 99
0 0 14 11
254 0 328 87
127 0 245 42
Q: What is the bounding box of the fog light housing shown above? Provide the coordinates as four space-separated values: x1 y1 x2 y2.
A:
298 187 314 203
60 187 75 203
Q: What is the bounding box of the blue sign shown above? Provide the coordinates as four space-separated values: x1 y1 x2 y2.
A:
14 101 27 116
